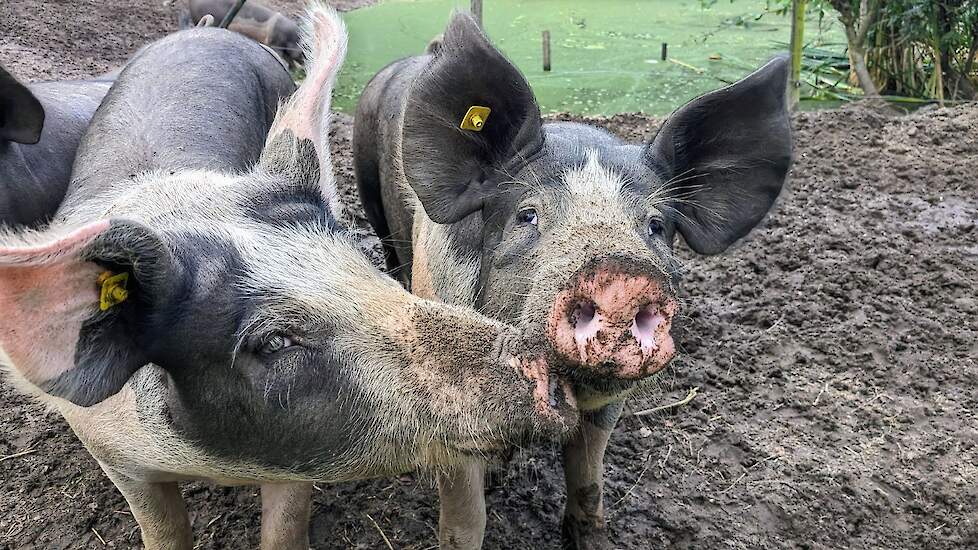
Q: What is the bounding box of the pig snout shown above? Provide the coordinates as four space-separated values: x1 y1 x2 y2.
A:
548 262 679 379
509 355 578 425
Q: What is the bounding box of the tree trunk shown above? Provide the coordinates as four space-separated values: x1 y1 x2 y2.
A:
849 44 880 98
829 0 882 98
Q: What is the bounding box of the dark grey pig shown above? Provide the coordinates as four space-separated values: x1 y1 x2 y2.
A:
186 0 304 67
354 13 792 549
0 67 112 228
0 6 577 550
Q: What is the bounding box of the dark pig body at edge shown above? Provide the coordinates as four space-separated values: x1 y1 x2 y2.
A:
0 68 112 228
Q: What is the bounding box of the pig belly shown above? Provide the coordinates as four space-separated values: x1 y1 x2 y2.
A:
55 364 290 485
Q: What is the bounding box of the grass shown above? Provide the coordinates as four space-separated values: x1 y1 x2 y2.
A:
333 0 847 115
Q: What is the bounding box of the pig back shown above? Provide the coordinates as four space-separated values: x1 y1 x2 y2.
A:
61 28 295 214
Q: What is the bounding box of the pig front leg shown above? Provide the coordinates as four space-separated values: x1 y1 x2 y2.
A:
101 467 193 550
437 461 488 550
561 401 624 550
260 482 313 550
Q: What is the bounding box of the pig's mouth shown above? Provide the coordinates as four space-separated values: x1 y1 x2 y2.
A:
510 356 578 426
547 265 680 381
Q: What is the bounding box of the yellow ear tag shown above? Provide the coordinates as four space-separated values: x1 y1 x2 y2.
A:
97 271 130 311
460 105 491 131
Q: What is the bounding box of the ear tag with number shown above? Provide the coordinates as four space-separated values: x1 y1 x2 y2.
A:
97 271 130 311
459 105 491 131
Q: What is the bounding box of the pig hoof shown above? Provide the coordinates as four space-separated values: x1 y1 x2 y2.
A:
561 515 613 550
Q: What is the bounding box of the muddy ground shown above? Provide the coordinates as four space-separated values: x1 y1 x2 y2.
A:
1 1 977 549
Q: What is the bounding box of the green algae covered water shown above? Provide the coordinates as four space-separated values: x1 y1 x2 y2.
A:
333 0 844 115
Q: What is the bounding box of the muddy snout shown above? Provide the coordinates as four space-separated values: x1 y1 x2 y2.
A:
505 354 580 437
548 262 679 380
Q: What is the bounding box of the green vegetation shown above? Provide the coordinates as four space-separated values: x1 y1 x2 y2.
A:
333 0 846 115
710 1 978 104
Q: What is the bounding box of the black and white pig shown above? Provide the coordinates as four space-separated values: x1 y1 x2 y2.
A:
0 6 579 549
0 66 112 228
354 13 792 549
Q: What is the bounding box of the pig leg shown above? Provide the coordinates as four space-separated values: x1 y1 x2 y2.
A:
437 461 488 550
260 482 313 550
561 401 624 550
102 467 193 550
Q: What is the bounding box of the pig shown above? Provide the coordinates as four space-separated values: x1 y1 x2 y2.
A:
185 0 305 67
353 13 792 549
0 66 112 228
0 5 578 550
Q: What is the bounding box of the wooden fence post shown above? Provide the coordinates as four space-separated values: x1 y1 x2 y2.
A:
543 30 551 71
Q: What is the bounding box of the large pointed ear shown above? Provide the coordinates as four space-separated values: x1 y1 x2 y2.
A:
645 55 792 255
0 65 44 144
402 12 544 224
260 3 347 214
0 220 179 406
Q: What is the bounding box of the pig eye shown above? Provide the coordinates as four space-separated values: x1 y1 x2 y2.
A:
516 208 538 227
260 334 295 355
647 218 664 236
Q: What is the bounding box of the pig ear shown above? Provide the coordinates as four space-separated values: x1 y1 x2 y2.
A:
260 4 346 214
0 220 179 406
0 65 45 144
645 56 792 255
402 12 544 224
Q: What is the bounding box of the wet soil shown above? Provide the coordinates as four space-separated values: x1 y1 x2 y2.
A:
2 1 977 549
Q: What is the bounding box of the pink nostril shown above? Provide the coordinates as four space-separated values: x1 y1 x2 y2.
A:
574 301 596 325
631 307 665 354
572 301 601 360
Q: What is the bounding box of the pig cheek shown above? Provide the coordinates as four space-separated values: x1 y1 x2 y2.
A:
0 262 102 385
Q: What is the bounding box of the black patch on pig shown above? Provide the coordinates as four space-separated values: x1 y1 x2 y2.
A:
260 130 321 186
122 229 369 472
244 180 338 232
41 220 180 406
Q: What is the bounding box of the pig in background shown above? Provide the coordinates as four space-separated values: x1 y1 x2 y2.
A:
0 66 112 228
181 0 305 67
0 4 578 549
354 13 792 549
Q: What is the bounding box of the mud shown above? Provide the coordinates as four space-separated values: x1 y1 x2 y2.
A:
1 1 976 548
